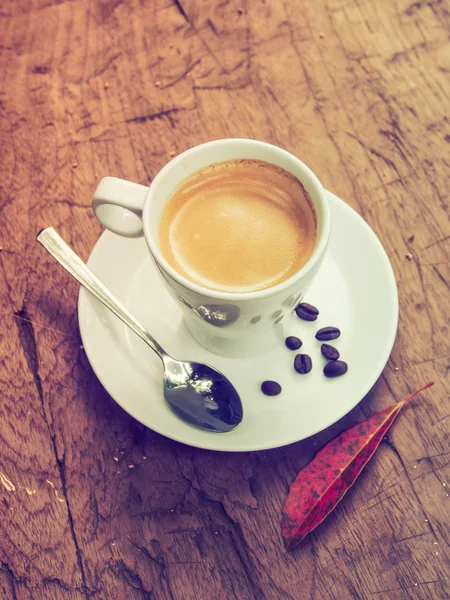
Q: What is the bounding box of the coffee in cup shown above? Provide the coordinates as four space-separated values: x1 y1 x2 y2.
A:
159 159 316 293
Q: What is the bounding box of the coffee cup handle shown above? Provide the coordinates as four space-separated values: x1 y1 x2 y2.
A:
92 177 149 238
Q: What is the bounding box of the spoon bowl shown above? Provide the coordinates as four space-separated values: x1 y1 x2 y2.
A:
163 357 243 431
37 227 243 433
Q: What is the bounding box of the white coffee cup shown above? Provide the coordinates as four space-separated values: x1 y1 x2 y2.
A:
92 139 331 357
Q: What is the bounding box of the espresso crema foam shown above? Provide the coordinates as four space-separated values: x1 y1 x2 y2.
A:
159 159 317 293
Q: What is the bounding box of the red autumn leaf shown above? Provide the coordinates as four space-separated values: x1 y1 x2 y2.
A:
281 382 434 550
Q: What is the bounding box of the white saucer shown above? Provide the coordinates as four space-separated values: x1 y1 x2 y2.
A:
78 192 398 452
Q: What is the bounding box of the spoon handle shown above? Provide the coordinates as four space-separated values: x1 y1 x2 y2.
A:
37 227 166 360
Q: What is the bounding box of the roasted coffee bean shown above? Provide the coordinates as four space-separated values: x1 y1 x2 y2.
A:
294 353 312 374
261 380 282 396
295 302 319 321
285 336 302 350
316 326 341 341
324 360 348 377
321 343 340 360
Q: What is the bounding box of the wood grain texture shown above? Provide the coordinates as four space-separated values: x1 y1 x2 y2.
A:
1 0 449 598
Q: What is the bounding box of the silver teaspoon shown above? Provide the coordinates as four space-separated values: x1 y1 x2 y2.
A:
37 227 243 433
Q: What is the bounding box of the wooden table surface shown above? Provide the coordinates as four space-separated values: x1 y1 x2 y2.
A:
1 0 450 598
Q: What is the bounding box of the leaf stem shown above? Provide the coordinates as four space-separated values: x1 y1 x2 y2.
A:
402 381 434 405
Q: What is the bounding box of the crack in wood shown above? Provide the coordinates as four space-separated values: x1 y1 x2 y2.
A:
81 53 121 84
128 540 176 600
124 107 181 128
14 303 44 403
171 0 226 70
13 299 93 598
1 562 18 600
370 578 447 595
161 59 201 89
110 560 154 599
432 265 450 293
206 18 218 36
393 530 432 544
172 0 189 23
174 459 267 600
424 234 450 249
41 576 93 595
